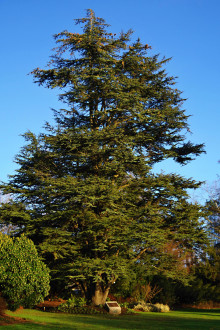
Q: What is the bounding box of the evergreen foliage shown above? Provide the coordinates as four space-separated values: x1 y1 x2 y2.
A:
0 233 50 310
0 10 208 305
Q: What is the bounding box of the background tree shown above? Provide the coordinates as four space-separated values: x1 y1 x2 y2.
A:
0 193 17 235
0 9 208 305
0 233 50 311
206 187 220 245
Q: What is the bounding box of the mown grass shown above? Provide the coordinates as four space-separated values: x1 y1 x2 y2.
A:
5 308 220 329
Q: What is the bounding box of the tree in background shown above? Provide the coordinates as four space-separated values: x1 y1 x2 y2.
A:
0 10 208 305
0 193 17 235
0 233 50 311
206 189 220 246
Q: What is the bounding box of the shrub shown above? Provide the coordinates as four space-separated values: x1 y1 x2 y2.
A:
154 303 170 312
124 308 136 314
58 303 107 314
120 302 130 308
58 296 87 312
133 301 170 313
132 283 162 303
0 233 50 311
134 302 152 312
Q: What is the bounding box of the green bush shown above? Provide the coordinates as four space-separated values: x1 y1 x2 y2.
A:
0 233 50 311
58 296 87 310
57 295 113 315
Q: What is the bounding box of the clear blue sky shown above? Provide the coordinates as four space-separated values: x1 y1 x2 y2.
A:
0 0 219 202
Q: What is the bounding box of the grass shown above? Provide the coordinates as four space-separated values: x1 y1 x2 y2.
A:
4 308 220 329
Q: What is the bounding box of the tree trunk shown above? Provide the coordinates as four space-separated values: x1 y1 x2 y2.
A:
0 295 7 314
91 283 110 306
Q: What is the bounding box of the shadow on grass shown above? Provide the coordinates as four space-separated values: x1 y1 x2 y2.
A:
176 308 220 317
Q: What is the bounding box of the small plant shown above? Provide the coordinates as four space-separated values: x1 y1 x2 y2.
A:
125 308 136 314
120 302 130 308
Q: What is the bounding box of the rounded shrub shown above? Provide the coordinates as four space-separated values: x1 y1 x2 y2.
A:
0 233 50 310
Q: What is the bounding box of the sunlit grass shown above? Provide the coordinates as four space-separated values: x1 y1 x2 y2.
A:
5 308 220 329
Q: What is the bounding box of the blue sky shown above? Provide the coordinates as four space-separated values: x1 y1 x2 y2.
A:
0 0 219 202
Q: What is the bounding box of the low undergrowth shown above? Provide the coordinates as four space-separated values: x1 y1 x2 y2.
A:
58 305 108 314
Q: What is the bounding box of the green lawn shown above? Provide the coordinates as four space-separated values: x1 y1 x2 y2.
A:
5 308 220 330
